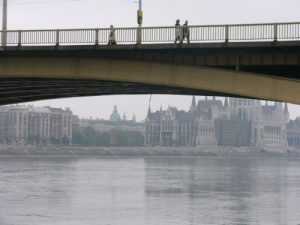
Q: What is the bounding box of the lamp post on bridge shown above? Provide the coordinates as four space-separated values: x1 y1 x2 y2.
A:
1 0 7 46
136 0 143 45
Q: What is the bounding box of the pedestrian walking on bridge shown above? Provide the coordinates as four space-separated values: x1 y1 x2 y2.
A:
108 25 117 45
174 19 182 44
183 20 190 44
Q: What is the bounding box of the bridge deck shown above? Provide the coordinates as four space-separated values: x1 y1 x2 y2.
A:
1 40 300 51
0 22 300 105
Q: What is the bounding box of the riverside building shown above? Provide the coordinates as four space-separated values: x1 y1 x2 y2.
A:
145 97 290 153
287 118 300 149
0 106 73 144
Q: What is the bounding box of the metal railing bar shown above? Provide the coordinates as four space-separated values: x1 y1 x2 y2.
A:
1 22 300 46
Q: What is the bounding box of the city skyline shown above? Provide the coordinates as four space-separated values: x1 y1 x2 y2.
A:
2 0 300 121
27 96 300 122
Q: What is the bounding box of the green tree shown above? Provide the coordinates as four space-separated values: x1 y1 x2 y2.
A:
72 127 145 147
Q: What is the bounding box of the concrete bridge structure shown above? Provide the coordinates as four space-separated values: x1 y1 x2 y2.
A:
0 22 300 105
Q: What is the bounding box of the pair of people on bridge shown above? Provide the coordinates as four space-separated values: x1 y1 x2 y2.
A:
174 20 190 44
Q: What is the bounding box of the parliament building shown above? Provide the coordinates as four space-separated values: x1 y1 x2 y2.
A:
145 97 290 153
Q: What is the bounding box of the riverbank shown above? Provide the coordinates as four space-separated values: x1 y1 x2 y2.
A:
0 145 299 157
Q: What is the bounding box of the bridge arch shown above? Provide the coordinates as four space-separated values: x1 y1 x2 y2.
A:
0 56 299 104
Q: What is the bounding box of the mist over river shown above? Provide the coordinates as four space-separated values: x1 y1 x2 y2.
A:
0 156 300 225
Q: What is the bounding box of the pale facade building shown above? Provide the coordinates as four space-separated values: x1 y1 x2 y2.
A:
145 97 290 153
196 116 218 150
0 106 73 145
228 98 264 148
287 117 300 149
145 97 221 148
28 107 51 144
8 107 29 144
0 107 9 143
261 102 289 152
49 107 73 144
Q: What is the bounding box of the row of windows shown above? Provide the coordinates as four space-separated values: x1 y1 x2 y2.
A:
264 140 282 145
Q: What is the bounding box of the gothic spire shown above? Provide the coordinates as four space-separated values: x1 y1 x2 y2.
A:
132 114 136 122
284 103 289 114
190 96 197 112
277 102 283 110
224 97 229 108
147 105 151 117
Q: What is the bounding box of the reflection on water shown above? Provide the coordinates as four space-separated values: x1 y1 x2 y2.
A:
0 156 300 225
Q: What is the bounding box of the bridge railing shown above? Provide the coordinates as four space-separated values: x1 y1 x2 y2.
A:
278 23 300 39
141 25 226 43
228 23 275 40
0 22 300 46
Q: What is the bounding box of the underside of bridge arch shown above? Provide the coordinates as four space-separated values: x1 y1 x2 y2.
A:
0 56 300 105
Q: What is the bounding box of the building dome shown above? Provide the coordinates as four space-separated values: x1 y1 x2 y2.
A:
109 105 121 122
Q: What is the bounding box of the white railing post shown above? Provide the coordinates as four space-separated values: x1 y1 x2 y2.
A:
56 30 60 46
225 25 229 43
274 23 278 42
95 29 99 45
18 30 22 46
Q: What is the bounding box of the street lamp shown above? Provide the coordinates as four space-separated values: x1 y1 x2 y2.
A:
136 0 143 44
1 0 7 46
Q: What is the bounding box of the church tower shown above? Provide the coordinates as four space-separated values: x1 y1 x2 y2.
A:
109 105 121 122
132 114 136 122
224 97 230 119
147 105 151 118
123 113 127 121
190 96 197 113
284 103 289 122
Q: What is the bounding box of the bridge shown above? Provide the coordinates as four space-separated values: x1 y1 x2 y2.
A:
0 22 300 105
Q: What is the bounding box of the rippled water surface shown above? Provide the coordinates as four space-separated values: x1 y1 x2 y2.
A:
1 156 300 225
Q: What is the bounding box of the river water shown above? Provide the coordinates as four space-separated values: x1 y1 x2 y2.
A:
0 156 300 225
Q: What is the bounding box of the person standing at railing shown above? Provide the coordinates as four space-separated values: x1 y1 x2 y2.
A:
183 20 190 44
174 19 182 44
108 25 117 45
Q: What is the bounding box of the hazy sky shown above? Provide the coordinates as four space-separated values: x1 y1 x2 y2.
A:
3 0 300 120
